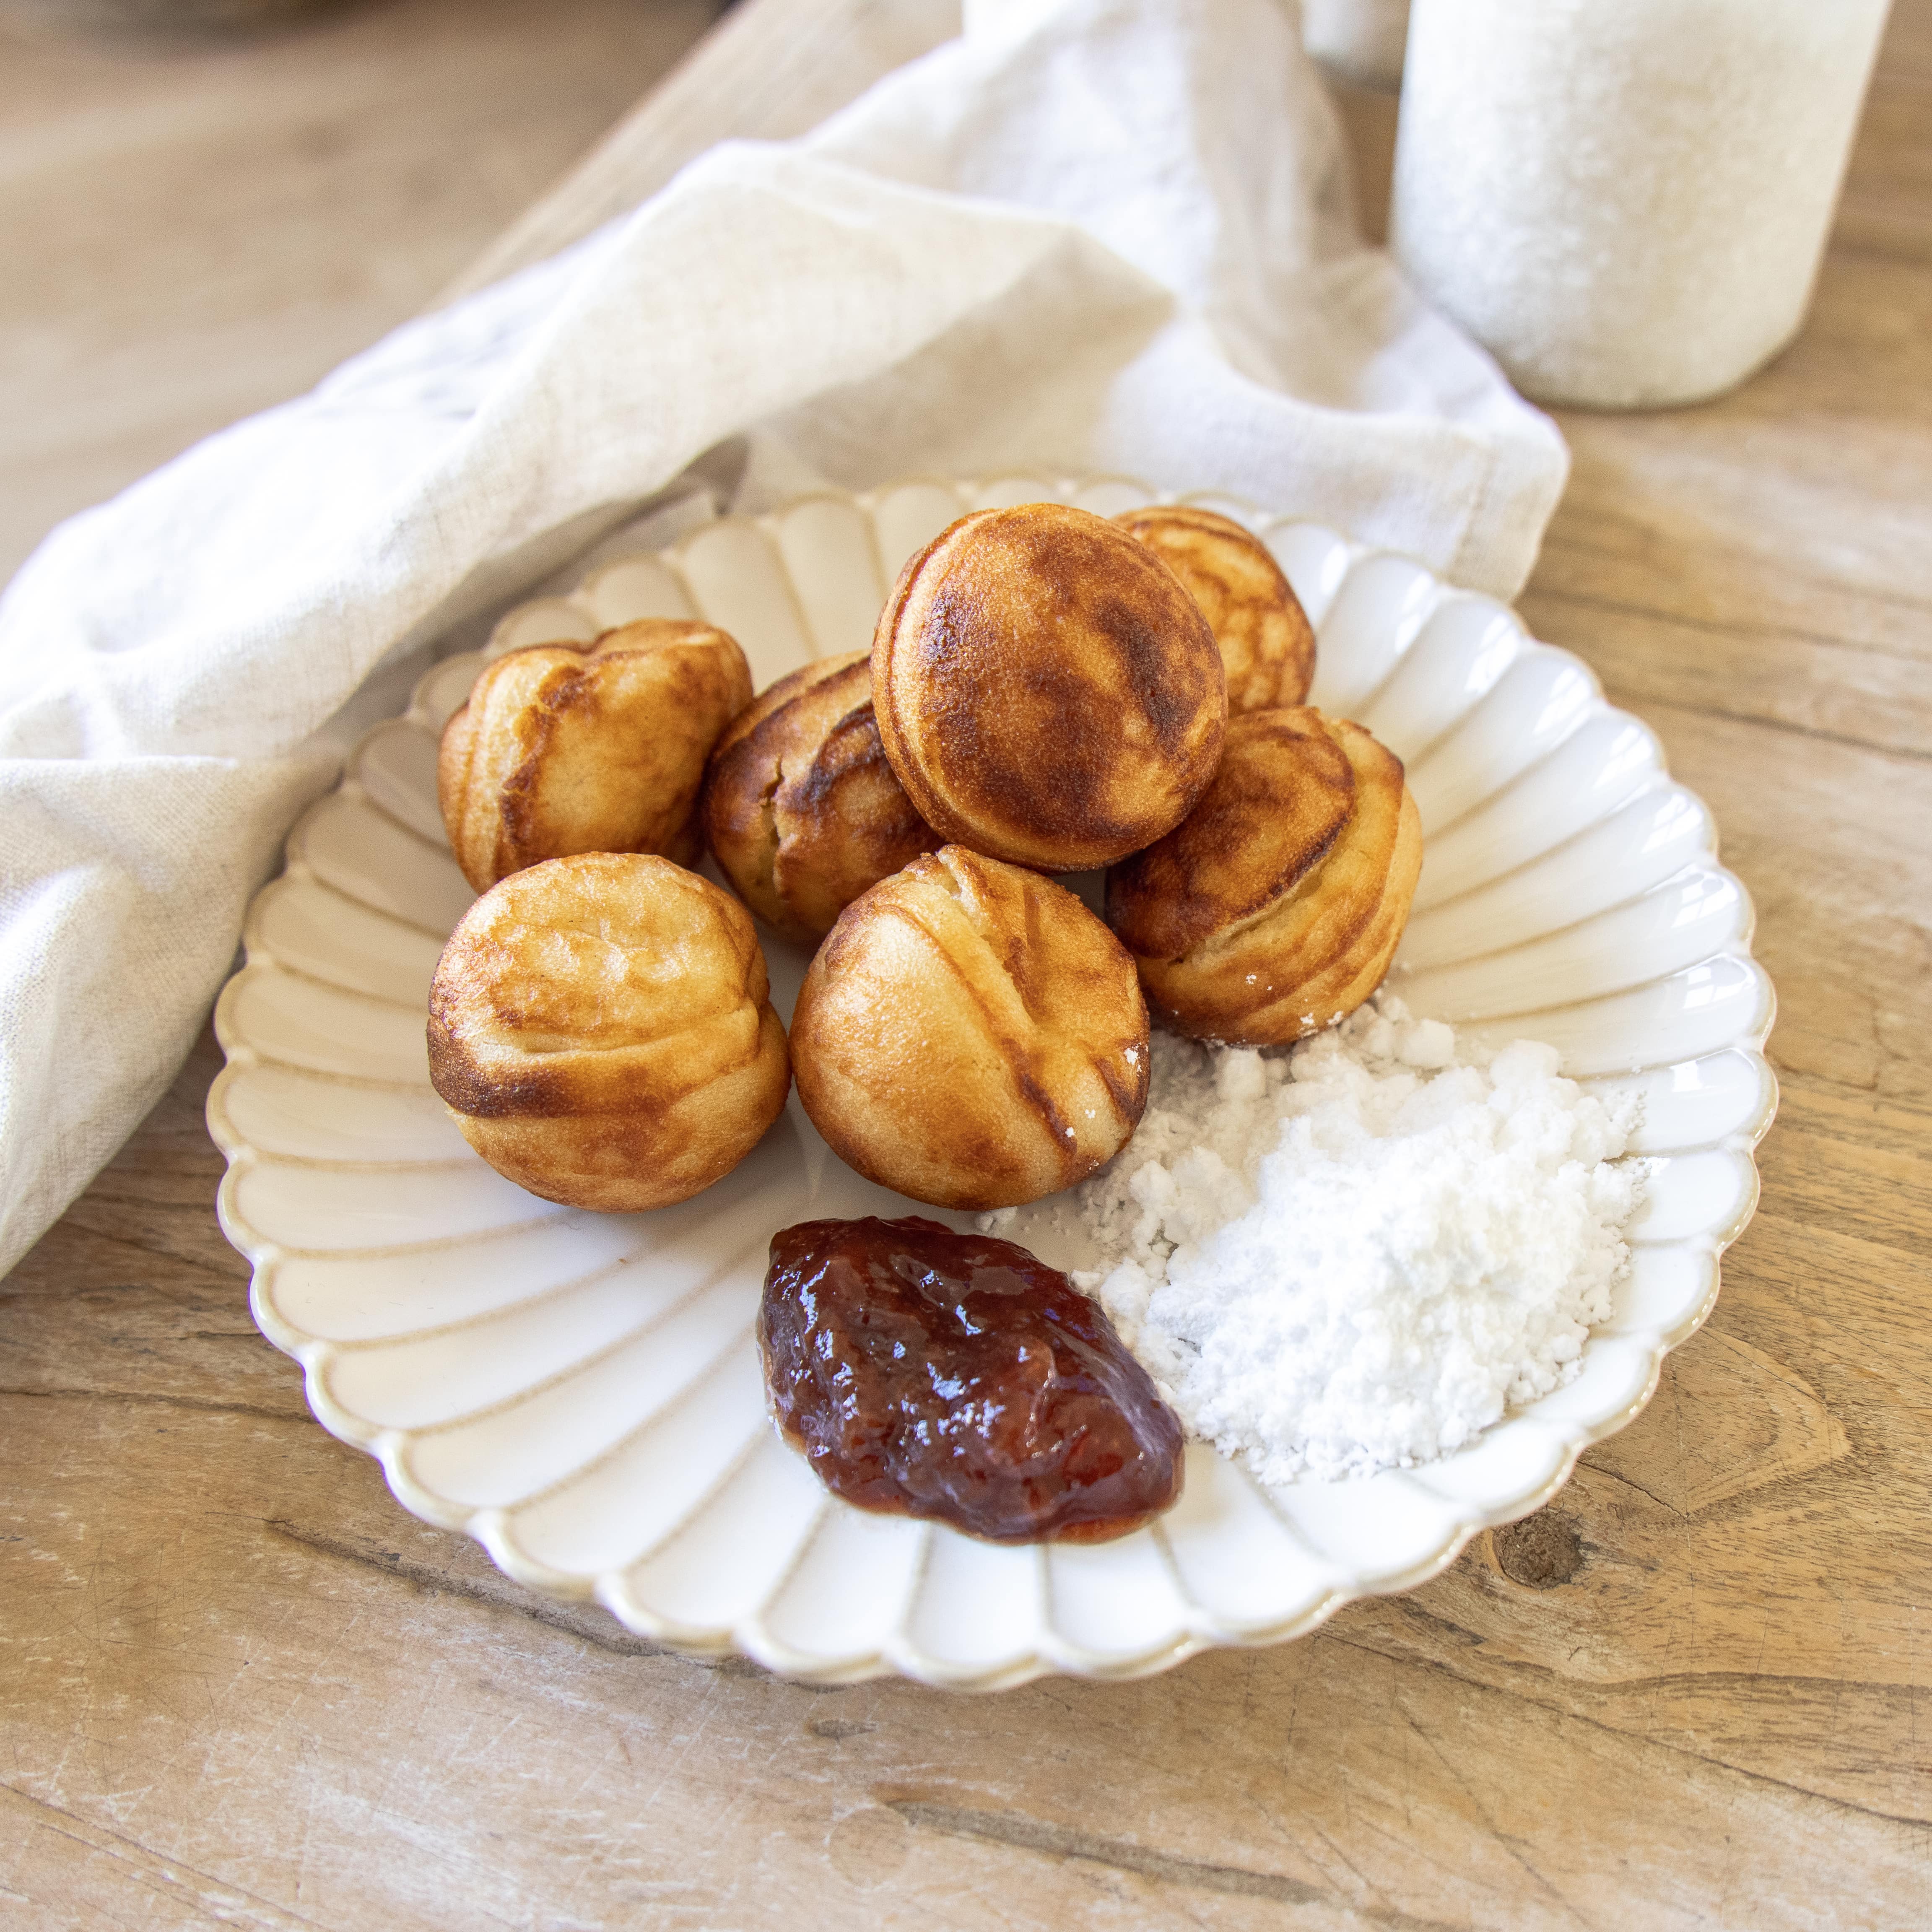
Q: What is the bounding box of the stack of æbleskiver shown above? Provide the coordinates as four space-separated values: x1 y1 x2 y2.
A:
426 501 1423 1215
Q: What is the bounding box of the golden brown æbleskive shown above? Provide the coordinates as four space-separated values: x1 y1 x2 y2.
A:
871 504 1227 872
701 650 941 947
791 845 1150 1212
1106 707 1423 1046
1113 503 1316 713
438 618 751 893
426 853 790 1212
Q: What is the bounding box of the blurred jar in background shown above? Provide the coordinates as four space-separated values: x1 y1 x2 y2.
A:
1301 0 1410 92
1390 0 1894 409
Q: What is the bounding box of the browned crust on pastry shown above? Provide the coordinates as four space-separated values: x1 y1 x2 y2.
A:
1106 708 1356 959
426 852 790 1211
437 618 752 893
1114 504 1316 712
701 652 941 946
872 505 1226 872
1106 708 1423 1046
791 846 1149 1210
709 651 859 764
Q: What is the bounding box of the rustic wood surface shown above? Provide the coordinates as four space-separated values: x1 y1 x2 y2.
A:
0 0 719 586
5 1 1931 1925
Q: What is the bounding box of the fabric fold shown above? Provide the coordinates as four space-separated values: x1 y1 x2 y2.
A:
0 0 1566 1277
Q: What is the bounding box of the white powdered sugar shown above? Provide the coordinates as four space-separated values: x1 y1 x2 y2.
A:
997 995 1642 1484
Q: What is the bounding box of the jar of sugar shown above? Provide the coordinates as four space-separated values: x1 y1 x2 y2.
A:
1388 0 1894 408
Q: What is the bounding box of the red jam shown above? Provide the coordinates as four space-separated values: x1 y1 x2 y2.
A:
759 1215 1183 1545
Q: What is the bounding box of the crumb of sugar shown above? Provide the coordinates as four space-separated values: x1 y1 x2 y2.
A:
988 993 1643 1484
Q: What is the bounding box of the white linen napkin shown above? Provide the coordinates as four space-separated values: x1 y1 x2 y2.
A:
0 0 1566 1278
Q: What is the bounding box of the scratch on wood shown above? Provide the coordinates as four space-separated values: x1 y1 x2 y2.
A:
880 1797 1462 1929
1316 1624 1932 1832
0 1387 296 1423
1619 696 1932 768
261 1517 783 1682
0 1779 325 1929
1528 575 1932 661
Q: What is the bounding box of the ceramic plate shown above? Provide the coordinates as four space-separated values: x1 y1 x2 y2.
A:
209 473 1776 1690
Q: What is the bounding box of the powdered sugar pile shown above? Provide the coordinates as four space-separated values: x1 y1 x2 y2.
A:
994 994 1642 1483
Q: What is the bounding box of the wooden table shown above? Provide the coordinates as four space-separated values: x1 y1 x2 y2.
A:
5 3 1929 1924
0 0 721 587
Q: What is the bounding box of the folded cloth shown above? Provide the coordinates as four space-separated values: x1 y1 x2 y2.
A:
0 0 1566 1278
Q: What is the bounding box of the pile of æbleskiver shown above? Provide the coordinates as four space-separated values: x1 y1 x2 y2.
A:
426 501 1421 1215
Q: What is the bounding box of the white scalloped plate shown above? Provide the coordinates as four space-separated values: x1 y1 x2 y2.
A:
209 473 1776 1690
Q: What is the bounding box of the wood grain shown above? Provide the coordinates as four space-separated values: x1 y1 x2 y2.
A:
0 0 720 587
4 0 1931 1925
